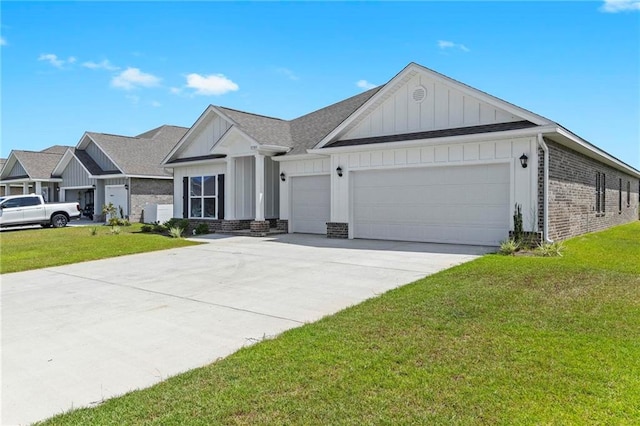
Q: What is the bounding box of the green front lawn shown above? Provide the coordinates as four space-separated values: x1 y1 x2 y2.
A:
40 222 640 425
0 224 198 274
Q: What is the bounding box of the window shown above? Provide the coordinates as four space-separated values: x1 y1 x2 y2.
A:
627 181 631 208
189 176 217 218
595 172 606 214
1 197 40 208
618 178 623 213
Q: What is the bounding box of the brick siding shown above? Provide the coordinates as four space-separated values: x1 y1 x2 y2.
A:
546 140 639 240
130 178 173 223
326 222 348 239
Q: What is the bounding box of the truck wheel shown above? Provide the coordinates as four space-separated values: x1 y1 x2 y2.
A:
51 214 68 228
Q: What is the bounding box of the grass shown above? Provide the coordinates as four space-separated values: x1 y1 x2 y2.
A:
0 223 198 274
39 222 640 425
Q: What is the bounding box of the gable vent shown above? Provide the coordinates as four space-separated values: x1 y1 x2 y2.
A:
412 86 427 103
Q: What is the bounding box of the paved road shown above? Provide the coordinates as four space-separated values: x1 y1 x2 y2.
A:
1 233 493 425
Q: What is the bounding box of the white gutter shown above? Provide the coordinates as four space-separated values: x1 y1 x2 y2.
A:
537 133 552 243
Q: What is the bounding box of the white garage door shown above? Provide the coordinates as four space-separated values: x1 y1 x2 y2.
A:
353 164 510 246
291 175 330 234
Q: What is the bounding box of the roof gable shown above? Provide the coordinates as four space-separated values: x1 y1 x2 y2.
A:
315 63 552 149
1 150 67 180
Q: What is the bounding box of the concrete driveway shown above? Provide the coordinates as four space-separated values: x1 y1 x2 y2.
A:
1 233 493 425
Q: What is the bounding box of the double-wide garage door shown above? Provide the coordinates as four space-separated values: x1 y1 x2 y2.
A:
353 164 510 246
291 175 330 234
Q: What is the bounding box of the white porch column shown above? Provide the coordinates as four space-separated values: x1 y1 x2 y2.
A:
22 182 29 194
35 181 42 197
254 153 265 221
225 158 236 220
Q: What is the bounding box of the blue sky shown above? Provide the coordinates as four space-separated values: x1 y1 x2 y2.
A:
1 1 639 168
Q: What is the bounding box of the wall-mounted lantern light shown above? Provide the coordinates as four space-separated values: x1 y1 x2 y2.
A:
519 153 528 169
124 184 129 190
280 172 286 182
56 187 60 192
336 166 343 177
92 184 96 189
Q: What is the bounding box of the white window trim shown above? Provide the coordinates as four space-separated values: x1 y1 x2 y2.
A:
189 175 218 219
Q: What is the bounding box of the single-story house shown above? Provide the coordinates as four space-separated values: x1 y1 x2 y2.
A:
163 62 639 245
0 146 71 200
52 125 188 222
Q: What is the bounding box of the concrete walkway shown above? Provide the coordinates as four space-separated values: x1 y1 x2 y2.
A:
1 234 493 425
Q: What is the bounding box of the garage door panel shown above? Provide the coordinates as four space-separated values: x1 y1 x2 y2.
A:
291 175 330 235
352 164 510 246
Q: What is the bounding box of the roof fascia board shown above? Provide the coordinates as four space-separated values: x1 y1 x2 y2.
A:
51 149 79 176
162 105 234 165
211 125 261 154
127 175 173 180
0 153 18 179
550 127 640 178
310 125 556 155
271 153 329 162
83 134 125 175
315 63 550 150
165 157 227 168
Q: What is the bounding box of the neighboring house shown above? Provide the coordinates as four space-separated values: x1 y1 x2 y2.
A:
52 125 188 222
151 63 640 244
0 146 71 200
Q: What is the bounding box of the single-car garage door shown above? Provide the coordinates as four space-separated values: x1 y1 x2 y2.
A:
291 175 330 234
353 164 510 246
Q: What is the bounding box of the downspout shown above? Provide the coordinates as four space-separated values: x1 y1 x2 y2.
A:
537 133 553 243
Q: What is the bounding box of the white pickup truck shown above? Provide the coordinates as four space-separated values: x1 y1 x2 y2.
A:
0 194 81 228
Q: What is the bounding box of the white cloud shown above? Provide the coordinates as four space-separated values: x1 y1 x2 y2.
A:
185 73 239 96
111 67 161 90
600 0 640 12
38 53 76 69
276 67 299 81
437 40 470 52
356 79 377 90
0 37 7 46
151 101 162 107
83 59 119 71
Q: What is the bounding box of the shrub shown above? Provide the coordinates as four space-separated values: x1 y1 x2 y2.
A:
536 241 565 257
110 226 121 235
153 223 166 233
499 239 519 256
195 223 209 235
164 218 189 232
168 226 183 239
141 225 153 233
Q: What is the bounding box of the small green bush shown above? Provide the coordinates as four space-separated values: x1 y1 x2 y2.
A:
168 226 183 239
499 239 519 256
536 241 565 257
195 223 209 235
141 225 153 233
110 226 121 235
164 218 189 231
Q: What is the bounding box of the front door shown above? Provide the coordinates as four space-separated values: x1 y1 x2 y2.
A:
105 185 128 220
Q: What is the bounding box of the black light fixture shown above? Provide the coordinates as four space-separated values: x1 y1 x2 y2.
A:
519 153 528 169
124 184 129 190
280 172 286 182
336 166 343 177
92 184 96 189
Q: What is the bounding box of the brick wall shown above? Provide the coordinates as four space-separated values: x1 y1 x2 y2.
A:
546 140 639 240
326 222 348 239
130 178 173 223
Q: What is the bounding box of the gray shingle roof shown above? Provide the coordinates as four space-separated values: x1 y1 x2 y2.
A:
217 108 292 147
288 87 382 154
41 145 71 154
87 125 188 177
12 150 67 180
211 87 382 155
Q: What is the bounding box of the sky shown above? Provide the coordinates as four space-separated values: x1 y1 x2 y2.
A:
1 1 639 169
